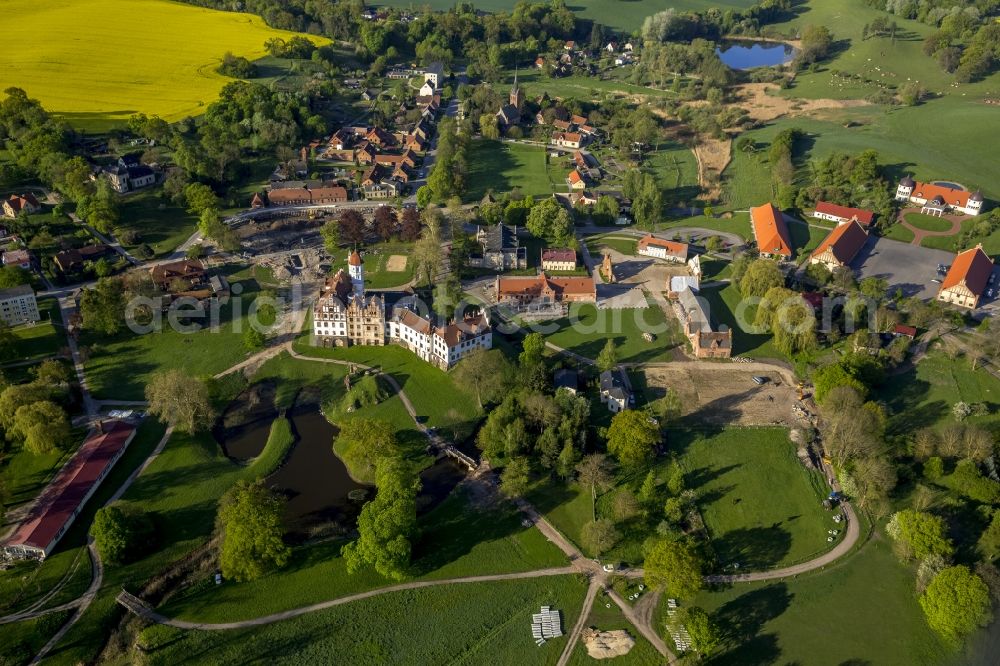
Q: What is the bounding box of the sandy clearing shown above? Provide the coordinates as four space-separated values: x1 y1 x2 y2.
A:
641 365 797 426
735 83 871 123
386 255 407 272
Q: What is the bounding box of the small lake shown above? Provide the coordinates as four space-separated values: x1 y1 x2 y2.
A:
717 40 795 70
216 392 467 536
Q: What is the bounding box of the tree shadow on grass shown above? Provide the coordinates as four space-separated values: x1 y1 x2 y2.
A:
712 525 793 570
686 464 741 491
712 584 793 653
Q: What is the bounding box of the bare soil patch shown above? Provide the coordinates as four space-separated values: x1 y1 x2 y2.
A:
385 255 407 272
735 83 871 123
641 365 796 426
692 137 731 200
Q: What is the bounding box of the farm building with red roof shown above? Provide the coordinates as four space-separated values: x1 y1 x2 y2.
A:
3 422 137 560
750 203 793 258
812 201 875 226
810 219 869 270
636 235 688 263
936 244 995 309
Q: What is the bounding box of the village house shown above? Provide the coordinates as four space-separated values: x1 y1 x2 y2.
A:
0 284 40 326
637 235 688 263
470 224 527 270
364 180 402 199
568 191 599 207
53 244 111 273
535 56 545 69
553 119 573 132
567 169 588 190
423 61 445 89
541 248 577 272
809 219 869 271
419 81 436 97
599 369 632 413
676 287 732 359
265 183 349 206
2 421 137 560
936 244 995 309
895 177 984 216
750 203 793 259
2 248 32 270
494 273 596 309
106 154 156 194
151 258 207 292
812 201 875 227
551 132 583 149
2 193 41 218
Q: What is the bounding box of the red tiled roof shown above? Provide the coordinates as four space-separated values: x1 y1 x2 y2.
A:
5 423 135 553
542 248 576 263
568 170 584 184
552 131 582 143
811 219 868 265
814 201 875 226
437 313 489 347
497 274 595 299
911 182 973 208
637 234 688 257
893 324 917 338
940 245 994 296
750 203 792 257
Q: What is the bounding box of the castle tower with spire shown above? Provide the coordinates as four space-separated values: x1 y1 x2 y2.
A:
348 249 364 296
510 67 523 110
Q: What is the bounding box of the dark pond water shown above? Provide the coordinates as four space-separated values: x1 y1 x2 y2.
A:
216 395 467 535
716 40 794 69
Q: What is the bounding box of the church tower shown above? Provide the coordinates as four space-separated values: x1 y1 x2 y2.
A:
510 67 523 110
348 249 364 296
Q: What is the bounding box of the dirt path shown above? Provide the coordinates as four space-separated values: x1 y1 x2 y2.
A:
896 210 963 246
557 578 601 666
607 588 674 661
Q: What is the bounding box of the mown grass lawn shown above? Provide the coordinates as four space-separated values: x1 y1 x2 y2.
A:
918 217 1000 255
879 345 1000 434
465 140 557 202
160 486 568 623
720 150 774 212
698 283 784 360
584 234 637 257
291 334 482 441
140 575 586 666
904 212 956 233
531 427 833 570
0 0 328 129
117 190 198 258
3 297 65 363
673 428 833 570
883 222 916 244
81 273 263 400
658 213 753 242
328 243 415 289
0 610 73 665
684 533 947 666
542 301 682 364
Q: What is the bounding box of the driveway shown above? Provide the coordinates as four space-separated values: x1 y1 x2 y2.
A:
852 236 955 300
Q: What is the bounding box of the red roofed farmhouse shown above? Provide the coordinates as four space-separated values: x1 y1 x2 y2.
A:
636 235 688 263
936 244 995 309
750 203 793 258
810 220 869 270
541 248 577 272
3 422 137 560
495 273 596 307
812 201 875 226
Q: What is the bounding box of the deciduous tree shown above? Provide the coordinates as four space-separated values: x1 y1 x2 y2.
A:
582 519 620 555
606 409 660 471
644 538 704 599
919 566 992 643
217 480 290 582
145 369 214 433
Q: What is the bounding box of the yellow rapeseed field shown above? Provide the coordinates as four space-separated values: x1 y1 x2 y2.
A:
1 0 327 128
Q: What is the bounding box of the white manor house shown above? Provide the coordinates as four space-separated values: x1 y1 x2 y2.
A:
895 177 984 217
312 250 492 369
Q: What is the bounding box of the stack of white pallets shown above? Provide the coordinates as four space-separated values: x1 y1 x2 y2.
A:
531 606 563 646
665 598 692 652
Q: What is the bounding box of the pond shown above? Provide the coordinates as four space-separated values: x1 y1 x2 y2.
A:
216 390 468 537
716 40 795 70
